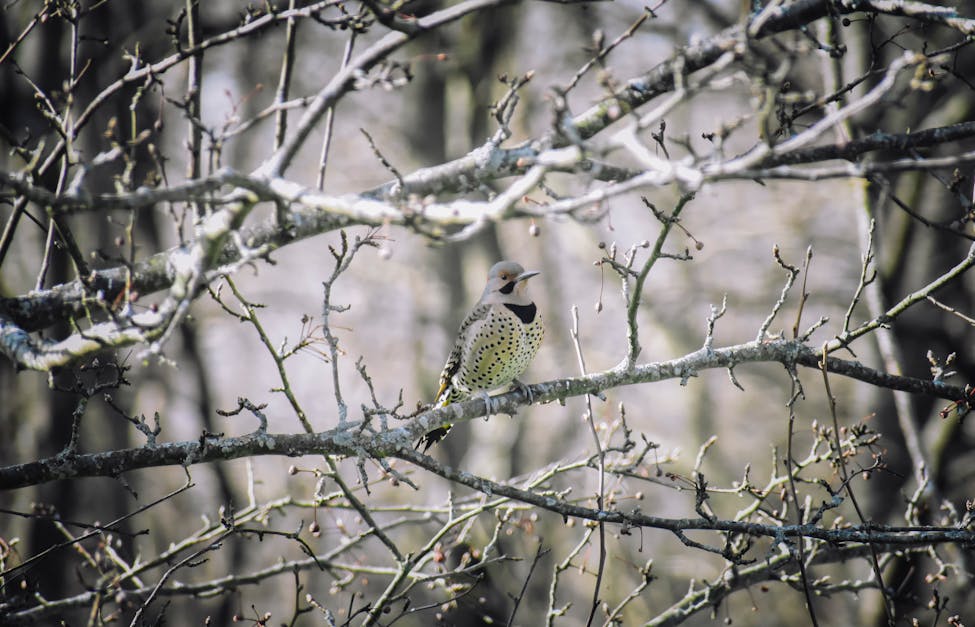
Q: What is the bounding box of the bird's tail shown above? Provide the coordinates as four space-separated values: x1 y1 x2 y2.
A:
416 424 451 452
416 389 453 452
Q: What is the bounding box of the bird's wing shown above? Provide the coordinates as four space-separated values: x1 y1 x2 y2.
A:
434 304 492 405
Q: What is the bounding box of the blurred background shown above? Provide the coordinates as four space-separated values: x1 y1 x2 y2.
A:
2 0 975 624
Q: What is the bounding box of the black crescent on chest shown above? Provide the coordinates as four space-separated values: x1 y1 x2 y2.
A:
504 303 537 324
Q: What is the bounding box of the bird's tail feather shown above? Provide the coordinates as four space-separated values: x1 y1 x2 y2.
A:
416 391 454 452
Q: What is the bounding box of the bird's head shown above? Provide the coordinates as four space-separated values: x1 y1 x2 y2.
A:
480 261 539 305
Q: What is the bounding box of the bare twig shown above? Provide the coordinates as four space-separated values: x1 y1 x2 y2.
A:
507 542 549 626
317 30 357 189
757 245 800 342
820 342 894 624
783 368 819 627
571 305 606 627
623 193 695 368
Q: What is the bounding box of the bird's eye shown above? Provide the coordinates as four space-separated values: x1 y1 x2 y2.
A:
500 273 508 280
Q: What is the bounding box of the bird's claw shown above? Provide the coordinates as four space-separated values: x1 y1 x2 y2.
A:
510 378 534 404
476 390 498 420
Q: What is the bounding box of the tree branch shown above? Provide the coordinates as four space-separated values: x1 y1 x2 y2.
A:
1 338 965 489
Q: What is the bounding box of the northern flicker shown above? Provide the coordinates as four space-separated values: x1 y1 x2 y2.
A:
418 261 544 451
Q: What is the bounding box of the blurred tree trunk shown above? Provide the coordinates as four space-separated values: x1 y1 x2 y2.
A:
851 5 975 622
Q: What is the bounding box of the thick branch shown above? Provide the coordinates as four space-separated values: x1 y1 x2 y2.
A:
1 338 964 489
4 113 973 341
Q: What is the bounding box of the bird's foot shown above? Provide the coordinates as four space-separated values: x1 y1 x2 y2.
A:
509 378 534 404
475 390 498 420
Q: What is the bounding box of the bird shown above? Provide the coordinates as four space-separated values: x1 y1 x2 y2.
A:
418 261 544 452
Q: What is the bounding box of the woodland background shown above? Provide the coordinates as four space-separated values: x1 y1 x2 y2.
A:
2 0 975 625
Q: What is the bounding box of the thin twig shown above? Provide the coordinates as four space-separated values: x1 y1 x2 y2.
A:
274 0 300 151
317 29 357 189
571 306 606 627
819 342 894 625
563 11 650 93
791 246 813 338
624 193 695 367
757 245 800 342
507 542 549 626
783 369 819 627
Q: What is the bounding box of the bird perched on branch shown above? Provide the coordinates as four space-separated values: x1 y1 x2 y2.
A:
418 261 544 451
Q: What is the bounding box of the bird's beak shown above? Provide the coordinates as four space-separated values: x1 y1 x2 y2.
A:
515 270 540 283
